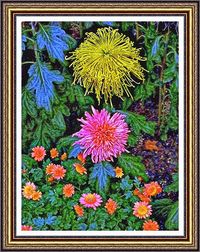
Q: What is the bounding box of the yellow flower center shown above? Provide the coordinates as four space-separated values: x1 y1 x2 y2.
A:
147 186 157 196
85 194 96 204
138 205 148 216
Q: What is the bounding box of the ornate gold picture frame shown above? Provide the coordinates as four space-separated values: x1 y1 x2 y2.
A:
1 1 199 251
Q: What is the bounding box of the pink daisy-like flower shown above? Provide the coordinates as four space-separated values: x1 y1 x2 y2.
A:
133 201 152 219
73 106 129 163
79 193 102 210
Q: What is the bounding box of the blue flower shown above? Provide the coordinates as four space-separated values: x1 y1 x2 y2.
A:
78 223 87 230
36 24 71 62
102 21 113 26
27 61 64 110
45 214 56 225
33 217 45 228
120 176 132 191
89 223 97 230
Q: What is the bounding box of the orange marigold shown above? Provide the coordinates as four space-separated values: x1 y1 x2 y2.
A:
63 184 75 198
115 167 124 178
52 165 66 180
77 153 86 164
46 163 56 175
32 191 42 201
50 148 59 158
143 182 162 197
74 205 84 217
47 176 54 183
143 220 159 231
73 163 87 175
22 182 36 199
61 152 67 161
105 198 117 215
31 146 46 161
144 140 160 151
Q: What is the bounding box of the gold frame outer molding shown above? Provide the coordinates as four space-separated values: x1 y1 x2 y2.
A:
1 1 199 251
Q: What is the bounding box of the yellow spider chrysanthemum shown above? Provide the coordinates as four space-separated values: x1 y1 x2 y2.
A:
68 27 146 104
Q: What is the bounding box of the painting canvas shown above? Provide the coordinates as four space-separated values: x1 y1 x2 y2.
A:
19 17 182 234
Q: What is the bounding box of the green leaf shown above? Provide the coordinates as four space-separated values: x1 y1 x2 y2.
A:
22 88 38 118
165 201 178 230
118 154 148 182
22 154 37 169
152 198 174 218
127 134 139 147
57 136 78 150
125 111 156 136
122 97 133 111
164 174 178 193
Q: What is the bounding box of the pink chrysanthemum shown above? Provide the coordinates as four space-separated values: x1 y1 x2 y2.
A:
79 193 102 210
73 107 129 163
133 201 152 219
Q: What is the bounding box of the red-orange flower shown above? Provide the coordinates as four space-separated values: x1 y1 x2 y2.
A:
73 163 87 175
143 220 159 231
144 140 160 151
50 148 59 158
143 182 162 197
61 152 67 161
52 165 66 180
21 225 32 231
31 146 46 161
32 191 42 201
46 163 56 175
63 184 75 198
77 153 86 164
138 193 151 203
133 188 151 203
105 198 117 215
74 205 84 217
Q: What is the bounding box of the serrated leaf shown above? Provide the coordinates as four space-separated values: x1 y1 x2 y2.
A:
37 24 70 62
22 88 38 118
118 154 148 182
127 134 139 147
57 136 78 150
68 144 82 158
90 162 115 190
27 61 64 110
125 111 156 136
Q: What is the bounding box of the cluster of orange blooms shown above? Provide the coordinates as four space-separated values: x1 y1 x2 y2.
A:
133 181 162 230
73 198 118 217
22 182 42 201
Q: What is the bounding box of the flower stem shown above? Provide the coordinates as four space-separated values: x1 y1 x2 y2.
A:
22 61 35 65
